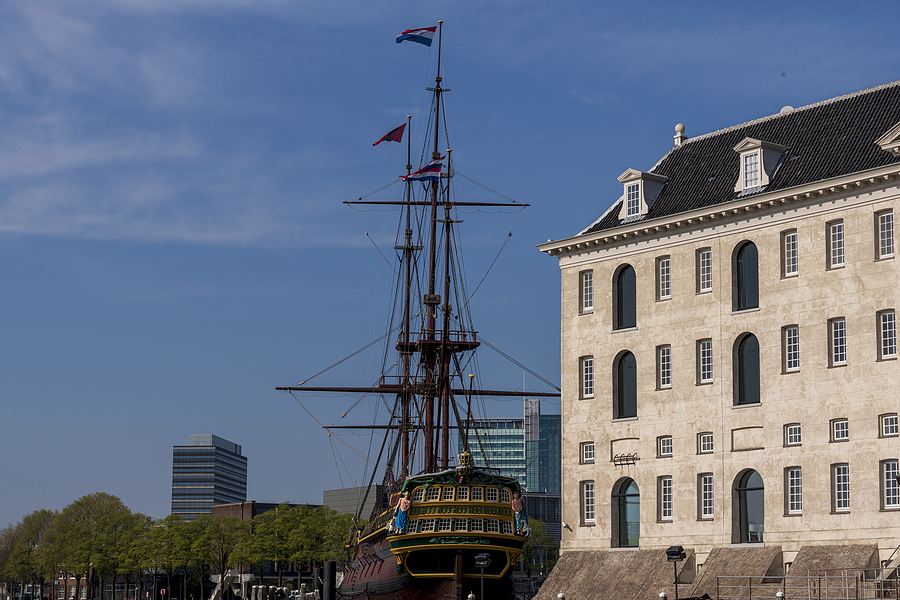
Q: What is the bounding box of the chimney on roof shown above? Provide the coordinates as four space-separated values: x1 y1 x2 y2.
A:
673 123 687 148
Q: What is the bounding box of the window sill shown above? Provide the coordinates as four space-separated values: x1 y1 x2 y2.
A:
730 542 765 548
784 512 802 518
580 309 594 316
612 416 638 423
827 264 845 271
657 519 673 524
580 522 596 527
609 546 640 551
784 444 802 448
658 454 673 459
830 439 850 444
612 326 638 334
731 307 760 315
880 507 900 513
879 434 899 439
733 402 762 409
831 510 850 515
657 296 671 302
697 289 712 295
875 255 894 262
781 273 799 279
829 363 847 369
697 380 713 386
783 369 800 375
697 517 714 522
877 355 897 362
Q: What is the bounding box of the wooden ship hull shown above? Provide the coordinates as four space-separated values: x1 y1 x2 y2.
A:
339 468 526 600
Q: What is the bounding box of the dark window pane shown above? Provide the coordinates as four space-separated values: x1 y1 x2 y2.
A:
616 265 636 329
616 352 637 418
737 334 760 405
615 479 640 547
737 470 764 543
736 243 759 310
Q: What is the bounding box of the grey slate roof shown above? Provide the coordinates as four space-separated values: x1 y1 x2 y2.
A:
583 81 900 236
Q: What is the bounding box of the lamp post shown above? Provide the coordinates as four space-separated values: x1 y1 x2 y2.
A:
474 553 491 600
665 546 686 600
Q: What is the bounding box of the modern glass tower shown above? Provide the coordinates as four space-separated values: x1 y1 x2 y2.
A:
171 433 248 519
458 418 526 482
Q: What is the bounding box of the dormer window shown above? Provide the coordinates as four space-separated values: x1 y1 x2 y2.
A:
733 137 787 194
617 169 668 222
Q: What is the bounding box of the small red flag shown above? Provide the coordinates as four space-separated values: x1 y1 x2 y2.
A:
373 123 407 146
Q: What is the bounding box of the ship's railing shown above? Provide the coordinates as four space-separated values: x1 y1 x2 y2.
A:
396 329 479 345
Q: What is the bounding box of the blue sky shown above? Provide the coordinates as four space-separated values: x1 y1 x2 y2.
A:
1 0 898 527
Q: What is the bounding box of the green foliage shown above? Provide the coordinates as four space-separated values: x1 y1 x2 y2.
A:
521 518 559 576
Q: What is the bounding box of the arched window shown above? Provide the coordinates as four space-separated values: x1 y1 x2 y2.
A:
612 478 640 547
614 351 637 419
734 470 764 543
614 265 636 329
734 333 760 405
733 242 759 310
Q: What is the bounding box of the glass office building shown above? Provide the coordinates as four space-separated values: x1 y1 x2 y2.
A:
171 433 248 519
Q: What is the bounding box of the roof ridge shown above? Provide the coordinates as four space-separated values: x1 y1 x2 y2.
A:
680 80 900 147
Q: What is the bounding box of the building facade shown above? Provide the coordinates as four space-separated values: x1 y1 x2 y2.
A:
538 82 900 577
171 433 248 519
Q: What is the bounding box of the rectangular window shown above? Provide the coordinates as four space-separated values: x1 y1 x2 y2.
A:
659 476 673 521
485 519 500 533
454 518 468 532
787 467 802 514
783 325 800 372
442 487 455 501
657 256 671 300
882 414 899 437
658 436 673 457
828 220 845 268
879 310 896 359
581 356 594 398
657 345 672 389
883 460 899 509
878 210 894 259
832 419 849 442
785 424 802 446
437 518 452 532
485 487 498 502
697 339 713 383
472 487 483 501
581 442 595 464
626 183 641 217
469 518 483 532
782 229 798 277
699 473 714 519
698 433 713 454
502 520 513 535
426 486 441 501
582 480 596 524
457 487 469 501
580 270 594 314
743 153 760 189
829 318 847 366
833 463 850 512
419 518 436 533
697 248 712 293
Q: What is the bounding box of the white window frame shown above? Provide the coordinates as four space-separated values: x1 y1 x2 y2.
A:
878 210 894 260
743 152 761 189
437 518 452 532
697 248 713 293
698 432 713 454
828 220 845 268
580 270 594 314
829 318 847 366
582 480 596 524
457 487 469 501
411 487 425 502
501 520 514 535
785 424 801 446
426 486 441 501
472 487 483 501
833 463 850 512
782 229 798 277
469 518 483 532
787 467 802 514
454 518 468 532
698 339 713 383
626 182 641 218
699 473 714 519
832 419 849 442
657 345 672 389
657 256 671 300
883 460 899 509
581 441 595 464
879 310 896 360
485 519 500 533
882 414 899 438
442 486 454 501
658 436 673 457
783 325 800 372
659 476 673 521
581 356 594 398
485 487 498 502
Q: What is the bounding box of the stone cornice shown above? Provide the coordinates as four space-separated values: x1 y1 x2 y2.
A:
538 164 900 258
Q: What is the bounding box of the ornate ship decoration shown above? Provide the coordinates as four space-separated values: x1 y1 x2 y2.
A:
278 22 560 600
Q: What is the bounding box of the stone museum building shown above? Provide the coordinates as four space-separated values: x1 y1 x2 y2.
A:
536 81 900 599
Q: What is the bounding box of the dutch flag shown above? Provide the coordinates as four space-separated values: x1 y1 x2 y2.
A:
402 156 445 182
396 26 437 47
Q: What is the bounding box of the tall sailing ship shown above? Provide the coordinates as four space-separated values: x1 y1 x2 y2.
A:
278 22 559 600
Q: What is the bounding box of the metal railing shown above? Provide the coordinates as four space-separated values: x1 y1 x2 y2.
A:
717 568 899 600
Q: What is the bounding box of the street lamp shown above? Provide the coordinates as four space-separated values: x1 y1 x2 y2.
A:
665 546 686 600
474 553 491 600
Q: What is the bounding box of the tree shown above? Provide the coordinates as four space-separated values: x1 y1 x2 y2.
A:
291 507 352 569
193 516 248 600
520 518 558 577
0 523 24 600
9 510 57 600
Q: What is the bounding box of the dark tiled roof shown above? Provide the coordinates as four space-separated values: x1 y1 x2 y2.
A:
583 81 900 236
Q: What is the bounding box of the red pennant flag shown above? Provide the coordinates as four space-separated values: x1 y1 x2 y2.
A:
373 123 407 146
